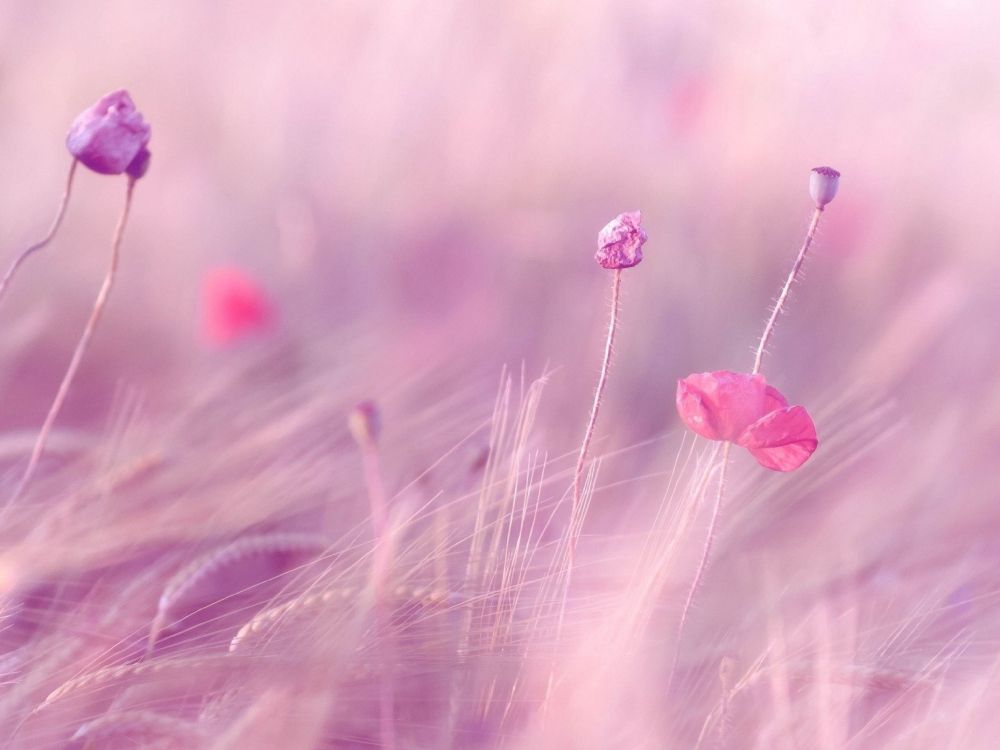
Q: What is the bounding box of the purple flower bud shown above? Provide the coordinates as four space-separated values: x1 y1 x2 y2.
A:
596 211 647 270
65 90 151 175
809 166 840 208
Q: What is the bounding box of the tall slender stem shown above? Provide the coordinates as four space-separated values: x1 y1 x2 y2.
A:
545 270 622 708
0 159 78 307
570 269 622 554
671 201 828 690
668 441 732 688
361 445 389 541
10 177 135 503
752 207 824 375
359 441 395 750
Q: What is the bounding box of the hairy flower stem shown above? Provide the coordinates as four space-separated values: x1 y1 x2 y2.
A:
0 159 78 308
543 270 623 712
11 176 136 503
359 441 395 750
671 206 826 686
668 441 731 687
752 206 824 375
569 268 622 566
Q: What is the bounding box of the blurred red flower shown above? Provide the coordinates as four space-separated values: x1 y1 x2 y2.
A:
676 370 818 471
201 266 273 346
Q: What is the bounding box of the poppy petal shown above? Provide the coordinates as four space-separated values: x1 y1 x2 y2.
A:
676 371 769 442
737 405 818 471
763 385 788 413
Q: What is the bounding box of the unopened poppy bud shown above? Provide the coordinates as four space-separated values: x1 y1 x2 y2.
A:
65 90 151 175
809 166 840 209
348 400 381 447
595 211 647 269
126 147 152 180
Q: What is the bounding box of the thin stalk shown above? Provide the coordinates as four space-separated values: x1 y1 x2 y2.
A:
544 269 622 715
0 159 78 307
752 207 824 375
670 200 827 690
361 445 389 542
569 268 622 560
359 440 395 750
10 176 136 503
668 441 732 688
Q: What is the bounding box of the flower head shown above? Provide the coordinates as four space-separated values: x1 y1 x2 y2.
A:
348 400 382 447
66 90 151 175
596 211 647 269
676 370 818 471
809 166 840 209
201 267 273 346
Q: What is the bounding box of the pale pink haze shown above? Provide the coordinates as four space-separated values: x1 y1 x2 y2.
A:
65 89 151 175
201 266 273 346
595 211 647 269
676 370 818 471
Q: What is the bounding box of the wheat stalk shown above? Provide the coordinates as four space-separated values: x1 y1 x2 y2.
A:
39 654 240 710
71 710 206 748
149 532 331 651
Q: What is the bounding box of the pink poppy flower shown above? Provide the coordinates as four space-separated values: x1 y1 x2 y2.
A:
596 211 647 269
66 90 151 175
201 267 273 346
675 370 818 471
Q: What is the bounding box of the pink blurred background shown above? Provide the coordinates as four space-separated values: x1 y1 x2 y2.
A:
3 1 995 434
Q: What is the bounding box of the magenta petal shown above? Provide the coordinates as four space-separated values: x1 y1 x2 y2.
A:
737 405 818 472
676 371 768 442
763 385 788 413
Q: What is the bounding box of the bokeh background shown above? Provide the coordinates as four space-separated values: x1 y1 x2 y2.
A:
0 1 999 747
1 1 996 434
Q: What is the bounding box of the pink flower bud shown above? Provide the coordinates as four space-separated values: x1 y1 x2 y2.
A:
596 211 647 270
348 400 381 447
65 90 151 175
809 166 840 208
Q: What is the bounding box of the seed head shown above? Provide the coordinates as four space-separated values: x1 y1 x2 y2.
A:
809 166 840 209
595 211 647 269
66 90 151 175
348 400 381 447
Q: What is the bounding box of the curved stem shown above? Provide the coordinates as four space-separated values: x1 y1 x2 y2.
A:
668 441 732 688
569 269 622 556
752 207 824 375
0 159 78 308
10 177 136 503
